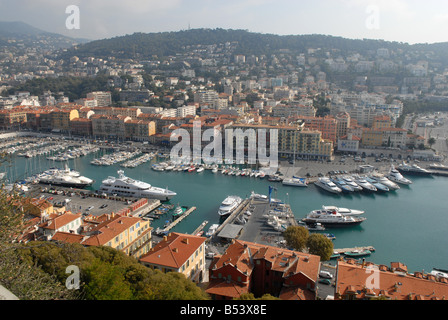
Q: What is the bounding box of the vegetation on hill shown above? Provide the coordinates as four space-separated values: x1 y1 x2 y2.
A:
61 28 448 66
0 188 209 300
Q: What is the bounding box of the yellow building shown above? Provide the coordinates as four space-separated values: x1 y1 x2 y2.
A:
124 119 156 141
51 109 79 132
361 128 384 147
372 115 394 130
232 123 334 160
139 232 207 283
82 214 152 259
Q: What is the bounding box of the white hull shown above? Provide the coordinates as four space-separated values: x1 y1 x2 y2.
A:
100 170 176 201
314 178 342 194
282 177 308 187
218 196 242 216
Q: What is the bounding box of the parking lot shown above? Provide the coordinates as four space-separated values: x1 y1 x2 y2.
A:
32 185 134 217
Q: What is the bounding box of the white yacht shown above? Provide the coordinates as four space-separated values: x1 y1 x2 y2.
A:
314 177 342 194
205 224 220 237
250 191 268 201
38 166 93 188
397 162 432 176
354 175 377 192
321 205 365 216
302 209 366 227
370 174 400 190
341 176 363 192
282 177 308 187
99 170 176 201
386 166 413 185
218 195 242 216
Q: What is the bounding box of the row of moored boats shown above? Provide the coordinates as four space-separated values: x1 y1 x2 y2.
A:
313 166 412 194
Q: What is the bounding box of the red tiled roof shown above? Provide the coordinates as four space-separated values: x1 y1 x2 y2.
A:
139 232 206 269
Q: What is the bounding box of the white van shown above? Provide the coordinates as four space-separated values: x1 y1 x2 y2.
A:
319 271 333 279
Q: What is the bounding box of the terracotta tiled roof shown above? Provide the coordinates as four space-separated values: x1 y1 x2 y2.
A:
336 260 448 300
51 231 85 244
81 215 142 246
39 213 80 230
139 232 206 269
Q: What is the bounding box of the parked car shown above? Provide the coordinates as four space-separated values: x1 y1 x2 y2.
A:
319 271 333 279
318 278 331 285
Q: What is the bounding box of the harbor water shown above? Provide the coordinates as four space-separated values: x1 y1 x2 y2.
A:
6 148 448 274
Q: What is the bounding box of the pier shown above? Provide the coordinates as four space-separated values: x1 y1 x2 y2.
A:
333 246 376 255
192 220 208 236
157 206 197 235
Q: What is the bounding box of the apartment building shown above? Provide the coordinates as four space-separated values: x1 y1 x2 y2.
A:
372 115 394 129
206 240 320 300
70 118 93 136
194 90 219 105
51 109 79 132
82 214 152 259
38 212 83 241
86 91 112 107
124 119 156 141
91 106 142 119
335 112 351 139
231 123 334 160
271 104 316 118
299 115 338 144
0 109 27 130
361 127 408 148
139 232 206 283
91 114 131 140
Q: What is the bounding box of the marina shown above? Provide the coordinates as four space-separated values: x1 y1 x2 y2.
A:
2 136 448 273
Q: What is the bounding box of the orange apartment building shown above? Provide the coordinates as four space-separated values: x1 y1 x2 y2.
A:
139 232 207 283
206 240 321 300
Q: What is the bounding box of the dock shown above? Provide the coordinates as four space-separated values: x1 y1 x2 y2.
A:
333 246 376 255
192 220 208 236
157 206 197 234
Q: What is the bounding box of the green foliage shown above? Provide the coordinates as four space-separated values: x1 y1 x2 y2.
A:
7 75 113 102
13 241 210 300
63 28 438 62
306 233 334 261
283 226 309 251
236 293 279 300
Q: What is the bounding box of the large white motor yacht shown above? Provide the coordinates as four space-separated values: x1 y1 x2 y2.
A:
38 165 93 188
218 196 243 216
282 177 308 187
386 166 413 185
314 177 342 194
321 205 365 216
302 208 366 227
99 170 176 201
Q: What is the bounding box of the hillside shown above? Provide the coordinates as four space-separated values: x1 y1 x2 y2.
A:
62 29 448 59
0 21 89 49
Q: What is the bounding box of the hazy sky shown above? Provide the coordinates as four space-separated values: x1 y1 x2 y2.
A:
1 0 447 44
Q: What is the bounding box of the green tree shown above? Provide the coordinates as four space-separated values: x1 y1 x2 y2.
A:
0 189 78 300
428 137 436 148
283 226 309 251
82 258 133 300
306 233 334 261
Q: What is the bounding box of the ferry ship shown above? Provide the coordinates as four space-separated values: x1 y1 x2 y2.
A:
99 170 176 201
